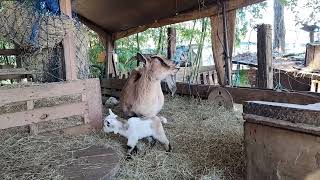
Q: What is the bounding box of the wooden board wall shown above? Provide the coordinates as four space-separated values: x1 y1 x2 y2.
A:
0 79 103 134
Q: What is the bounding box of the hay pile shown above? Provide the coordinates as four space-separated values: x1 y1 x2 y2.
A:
110 95 244 180
0 127 122 179
0 95 244 180
0 1 90 82
0 1 74 49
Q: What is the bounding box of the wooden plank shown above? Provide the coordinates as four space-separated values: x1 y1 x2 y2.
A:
243 101 320 126
114 0 265 40
0 49 21 56
0 102 86 129
60 0 77 81
0 68 33 75
257 24 273 89
100 78 126 90
0 81 85 106
77 15 111 38
62 124 95 135
85 79 103 129
167 27 176 60
210 8 236 86
244 114 320 136
100 78 320 104
210 15 225 86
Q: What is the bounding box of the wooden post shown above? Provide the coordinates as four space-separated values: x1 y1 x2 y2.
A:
257 24 273 89
99 33 116 78
60 0 77 81
310 32 315 43
210 9 236 86
305 43 320 69
167 27 176 60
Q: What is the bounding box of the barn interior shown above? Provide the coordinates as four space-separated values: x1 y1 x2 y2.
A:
0 0 320 179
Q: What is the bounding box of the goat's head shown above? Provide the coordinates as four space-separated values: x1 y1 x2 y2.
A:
103 109 122 134
137 53 179 81
137 53 179 95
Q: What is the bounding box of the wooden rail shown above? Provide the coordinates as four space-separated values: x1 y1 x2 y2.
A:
0 79 103 133
100 78 320 105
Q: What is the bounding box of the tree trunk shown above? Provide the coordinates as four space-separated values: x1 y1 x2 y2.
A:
273 0 286 53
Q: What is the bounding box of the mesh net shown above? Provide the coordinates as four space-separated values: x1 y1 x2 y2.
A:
0 0 90 82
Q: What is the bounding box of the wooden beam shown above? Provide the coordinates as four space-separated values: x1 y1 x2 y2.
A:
0 102 86 130
0 49 21 56
211 9 236 86
114 0 265 40
167 27 176 60
60 0 77 81
77 15 112 36
100 78 320 105
257 24 273 89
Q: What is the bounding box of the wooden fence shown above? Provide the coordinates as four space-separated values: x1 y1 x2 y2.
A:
100 78 320 105
0 79 103 134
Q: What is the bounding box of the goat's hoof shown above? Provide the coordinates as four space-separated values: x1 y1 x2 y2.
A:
166 143 172 152
147 136 157 147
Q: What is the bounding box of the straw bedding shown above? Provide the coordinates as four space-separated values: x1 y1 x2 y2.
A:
0 95 244 180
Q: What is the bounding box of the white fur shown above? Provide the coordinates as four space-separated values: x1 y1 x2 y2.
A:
103 109 170 154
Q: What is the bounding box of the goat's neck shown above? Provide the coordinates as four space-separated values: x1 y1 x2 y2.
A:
117 122 129 138
140 72 161 90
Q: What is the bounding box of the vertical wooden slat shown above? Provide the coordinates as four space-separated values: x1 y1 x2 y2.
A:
257 24 273 89
85 79 103 129
208 71 214 85
28 100 38 134
60 0 77 81
81 93 90 123
203 72 208 84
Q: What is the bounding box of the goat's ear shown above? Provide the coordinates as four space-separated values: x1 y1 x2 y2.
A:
109 109 116 117
136 53 149 66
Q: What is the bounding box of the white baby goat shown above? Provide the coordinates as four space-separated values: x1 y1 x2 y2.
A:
103 109 172 156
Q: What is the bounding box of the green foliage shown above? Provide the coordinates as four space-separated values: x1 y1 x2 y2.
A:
284 0 320 25
0 38 15 66
235 2 267 47
88 30 104 77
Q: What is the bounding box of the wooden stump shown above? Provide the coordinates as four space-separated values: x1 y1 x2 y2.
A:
305 43 320 70
61 146 120 180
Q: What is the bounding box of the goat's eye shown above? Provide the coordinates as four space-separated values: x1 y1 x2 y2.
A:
107 121 110 126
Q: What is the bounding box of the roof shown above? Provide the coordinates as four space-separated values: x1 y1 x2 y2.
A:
74 0 264 39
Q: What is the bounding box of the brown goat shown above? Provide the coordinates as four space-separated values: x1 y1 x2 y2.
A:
120 53 179 118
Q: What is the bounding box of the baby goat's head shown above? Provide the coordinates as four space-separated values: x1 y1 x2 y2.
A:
103 109 122 134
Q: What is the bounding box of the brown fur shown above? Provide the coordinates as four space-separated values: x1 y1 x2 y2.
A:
120 54 178 118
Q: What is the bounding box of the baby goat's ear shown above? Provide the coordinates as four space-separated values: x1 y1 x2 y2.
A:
109 109 117 117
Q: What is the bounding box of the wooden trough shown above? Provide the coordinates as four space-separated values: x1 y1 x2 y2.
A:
243 101 320 180
0 78 103 134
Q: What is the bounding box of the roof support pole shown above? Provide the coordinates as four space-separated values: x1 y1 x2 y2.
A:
167 27 176 60
98 33 117 78
210 2 236 86
60 0 77 81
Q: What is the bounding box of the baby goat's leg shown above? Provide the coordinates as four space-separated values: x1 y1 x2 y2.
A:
127 137 139 155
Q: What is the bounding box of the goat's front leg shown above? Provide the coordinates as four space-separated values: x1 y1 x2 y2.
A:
147 136 157 147
126 137 139 157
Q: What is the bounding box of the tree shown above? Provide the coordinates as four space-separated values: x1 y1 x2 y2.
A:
273 0 286 53
235 2 267 48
